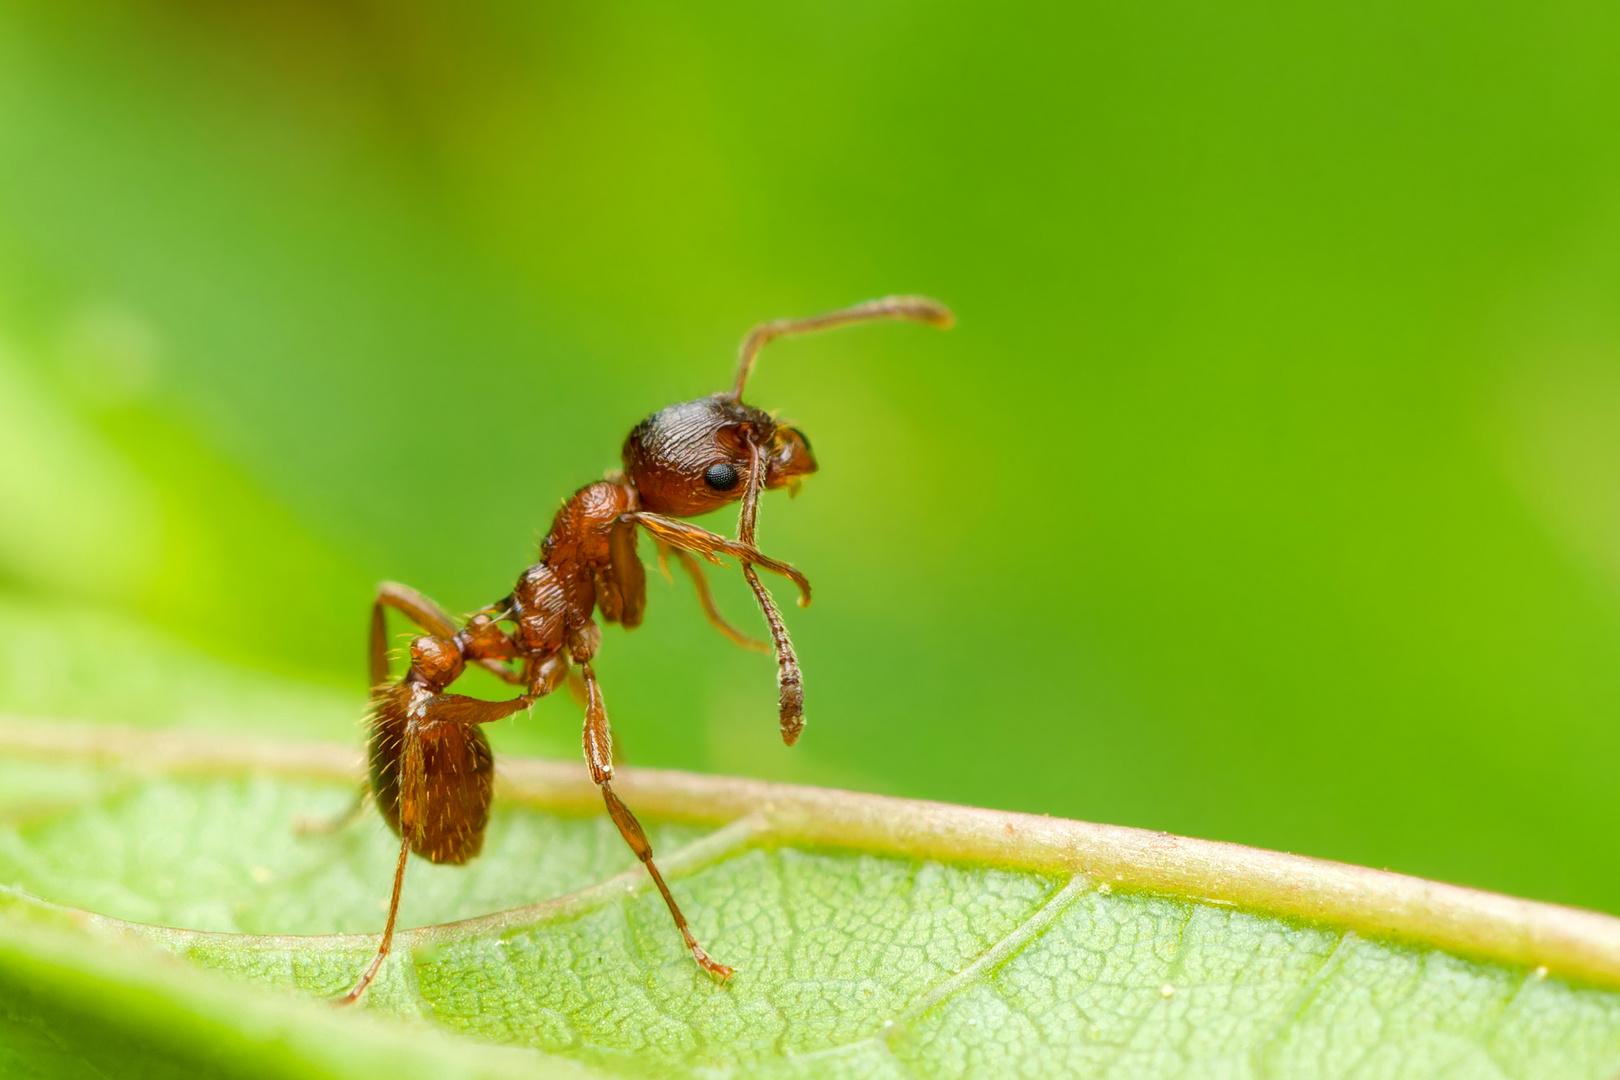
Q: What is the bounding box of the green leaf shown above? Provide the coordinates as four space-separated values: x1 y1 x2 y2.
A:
3 721 1620 1078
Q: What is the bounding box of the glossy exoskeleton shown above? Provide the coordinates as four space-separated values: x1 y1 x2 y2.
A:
335 295 953 1001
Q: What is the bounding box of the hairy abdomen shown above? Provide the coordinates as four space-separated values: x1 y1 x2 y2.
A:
368 692 495 865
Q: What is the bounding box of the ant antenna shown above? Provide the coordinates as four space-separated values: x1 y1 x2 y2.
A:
728 294 954 402
736 438 804 743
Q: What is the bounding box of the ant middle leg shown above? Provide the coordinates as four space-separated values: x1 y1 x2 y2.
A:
577 659 732 982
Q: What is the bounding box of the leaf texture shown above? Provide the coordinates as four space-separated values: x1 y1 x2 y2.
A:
1 723 1619 1080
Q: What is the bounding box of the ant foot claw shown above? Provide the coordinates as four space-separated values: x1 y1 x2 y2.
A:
692 947 733 985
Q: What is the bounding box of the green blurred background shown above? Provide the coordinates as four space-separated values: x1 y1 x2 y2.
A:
1 0 1619 914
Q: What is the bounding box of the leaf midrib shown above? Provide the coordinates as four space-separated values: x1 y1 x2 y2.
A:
3 714 1618 989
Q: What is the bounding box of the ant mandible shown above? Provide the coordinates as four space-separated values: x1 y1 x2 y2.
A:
337 295 953 1002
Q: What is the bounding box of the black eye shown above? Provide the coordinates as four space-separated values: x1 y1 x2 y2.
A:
704 463 740 491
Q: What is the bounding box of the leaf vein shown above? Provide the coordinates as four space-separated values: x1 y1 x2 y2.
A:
1250 928 1358 1079
886 872 1091 1037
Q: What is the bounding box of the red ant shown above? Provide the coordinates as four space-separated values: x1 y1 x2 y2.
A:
335 296 954 1002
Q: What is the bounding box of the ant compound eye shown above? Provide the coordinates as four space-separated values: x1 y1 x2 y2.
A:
704 462 740 491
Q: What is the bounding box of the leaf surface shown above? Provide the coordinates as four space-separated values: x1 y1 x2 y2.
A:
1 721 1619 1080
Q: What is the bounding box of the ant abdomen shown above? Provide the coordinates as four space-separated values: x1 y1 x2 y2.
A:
368 699 494 866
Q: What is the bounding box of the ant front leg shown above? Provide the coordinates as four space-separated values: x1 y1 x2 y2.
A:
671 547 769 653
625 513 811 605
575 652 732 983
630 511 807 746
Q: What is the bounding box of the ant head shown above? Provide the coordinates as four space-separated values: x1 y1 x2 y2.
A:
621 297 951 518
621 395 818 517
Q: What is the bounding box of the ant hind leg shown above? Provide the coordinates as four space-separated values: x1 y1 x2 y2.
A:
295 782 370 837
339 829 412 1005
371 583 460 686
340 725 427 1005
